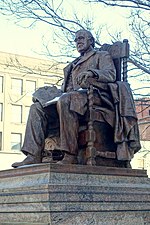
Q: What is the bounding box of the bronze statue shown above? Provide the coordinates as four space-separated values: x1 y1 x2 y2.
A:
12 29 141 168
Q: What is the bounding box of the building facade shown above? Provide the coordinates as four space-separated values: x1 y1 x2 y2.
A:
131 98 150 176
0 51 64 170
135 98 150 141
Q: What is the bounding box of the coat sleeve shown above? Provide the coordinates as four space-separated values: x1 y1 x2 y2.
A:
89 51 116 83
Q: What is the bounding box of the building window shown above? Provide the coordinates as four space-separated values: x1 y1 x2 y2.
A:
11 133 22 150
11 78 23 95
0 132 2 150
137 158 145 169
0 76 3 93
26 80 36 95
0 103 3 121
11 105 22 123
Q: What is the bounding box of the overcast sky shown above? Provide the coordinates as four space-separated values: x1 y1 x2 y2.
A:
0 1 148 96
0 1 130 58
0 14 44 57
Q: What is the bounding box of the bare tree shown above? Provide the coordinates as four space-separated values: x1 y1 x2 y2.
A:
0 0 149 97
0 1 102 54
87 0 150 10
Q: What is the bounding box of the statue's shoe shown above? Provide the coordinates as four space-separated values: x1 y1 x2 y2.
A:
57 153 78 165
11 155 41 168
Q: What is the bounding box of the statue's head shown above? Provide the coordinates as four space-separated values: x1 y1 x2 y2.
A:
74 29 95 55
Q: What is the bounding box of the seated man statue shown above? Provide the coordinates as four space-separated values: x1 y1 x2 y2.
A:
12 29 140 168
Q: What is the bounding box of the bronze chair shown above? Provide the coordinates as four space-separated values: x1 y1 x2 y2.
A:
78 39 130 167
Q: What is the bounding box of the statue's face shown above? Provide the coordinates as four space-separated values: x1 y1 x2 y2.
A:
75 30 92 54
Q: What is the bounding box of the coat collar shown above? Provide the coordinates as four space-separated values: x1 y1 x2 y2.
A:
73 49 97 69
63 49 97 77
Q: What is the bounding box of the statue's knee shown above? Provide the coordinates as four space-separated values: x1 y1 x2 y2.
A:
30 102 40 110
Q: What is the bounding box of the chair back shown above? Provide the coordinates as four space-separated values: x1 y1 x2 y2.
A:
99 39 129 82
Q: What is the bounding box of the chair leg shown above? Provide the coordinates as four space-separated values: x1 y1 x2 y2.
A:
86 85 96 166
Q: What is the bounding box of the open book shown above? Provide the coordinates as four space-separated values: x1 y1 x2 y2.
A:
32 86 63 108
32 86 87 108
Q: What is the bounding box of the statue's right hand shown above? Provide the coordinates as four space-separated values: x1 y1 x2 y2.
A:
77 71 93 85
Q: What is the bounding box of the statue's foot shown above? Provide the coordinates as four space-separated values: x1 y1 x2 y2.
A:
11 155 41 168
57 153 78 165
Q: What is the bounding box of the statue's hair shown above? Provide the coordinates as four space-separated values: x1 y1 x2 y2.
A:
75 29 95 48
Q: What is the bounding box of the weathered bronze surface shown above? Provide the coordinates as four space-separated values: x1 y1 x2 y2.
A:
11 29 141 168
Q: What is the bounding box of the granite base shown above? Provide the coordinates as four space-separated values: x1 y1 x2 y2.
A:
0 163 149 225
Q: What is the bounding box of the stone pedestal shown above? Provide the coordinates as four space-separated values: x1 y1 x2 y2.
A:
0 163 150 225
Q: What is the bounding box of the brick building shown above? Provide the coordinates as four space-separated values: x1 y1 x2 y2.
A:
135 98 150 141
131 98 150 175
